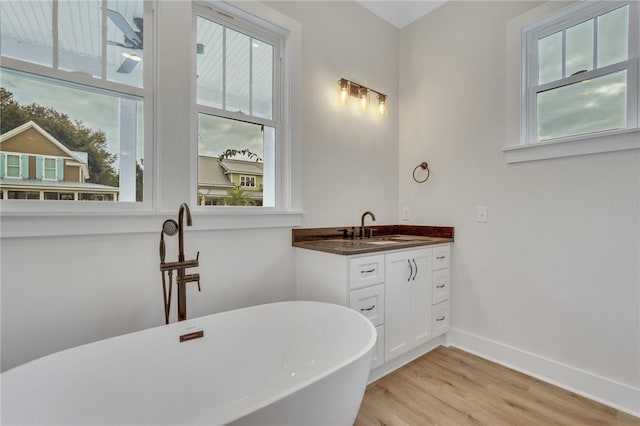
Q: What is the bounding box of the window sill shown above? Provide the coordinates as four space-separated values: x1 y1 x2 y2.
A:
0 209 303 239
503 128 640 163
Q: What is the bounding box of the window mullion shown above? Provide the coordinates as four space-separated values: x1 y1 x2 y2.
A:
249 38 253 116
52 0 59 69
593 15 598 69
101 0 107 80
536 60 630 93
627 59 638 128
222 28 227 111
561 29 566 78
197 104 277 128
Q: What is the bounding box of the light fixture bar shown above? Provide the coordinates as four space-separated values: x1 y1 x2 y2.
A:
336 78 388 116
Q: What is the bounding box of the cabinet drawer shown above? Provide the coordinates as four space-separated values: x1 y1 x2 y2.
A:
432 245 450 270
432 300 450 337
350 284 384 326
432 268 450 305
371 325 385 370
350 255 385 289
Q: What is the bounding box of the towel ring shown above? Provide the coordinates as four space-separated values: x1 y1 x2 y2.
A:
412 162 430 183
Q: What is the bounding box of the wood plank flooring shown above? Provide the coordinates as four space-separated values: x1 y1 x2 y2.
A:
355 346 640 426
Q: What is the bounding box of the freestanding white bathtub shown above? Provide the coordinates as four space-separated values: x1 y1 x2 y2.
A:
1 301 376 425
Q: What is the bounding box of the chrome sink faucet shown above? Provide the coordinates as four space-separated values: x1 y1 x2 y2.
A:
360 211 376 239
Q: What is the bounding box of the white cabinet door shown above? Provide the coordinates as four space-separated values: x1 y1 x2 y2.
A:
384 248 432 362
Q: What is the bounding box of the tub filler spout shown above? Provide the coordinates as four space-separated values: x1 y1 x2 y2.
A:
159 203 201 324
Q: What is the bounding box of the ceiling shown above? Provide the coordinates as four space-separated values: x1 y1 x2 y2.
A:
357 1 447 29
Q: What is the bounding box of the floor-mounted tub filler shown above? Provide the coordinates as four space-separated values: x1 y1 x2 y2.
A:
2 301 376 425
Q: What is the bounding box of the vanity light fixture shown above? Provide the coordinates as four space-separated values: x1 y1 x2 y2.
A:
337 78 387 116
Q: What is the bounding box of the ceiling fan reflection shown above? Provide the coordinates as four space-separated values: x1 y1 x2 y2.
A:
107 9 143 74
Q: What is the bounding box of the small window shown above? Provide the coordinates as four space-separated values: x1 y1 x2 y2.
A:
6 154 20 177
240 175 256 188
44 158 57 180
523 2 639 144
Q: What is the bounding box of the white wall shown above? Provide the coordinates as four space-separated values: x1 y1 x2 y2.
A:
269 1 399 227
399 0 639 413
1 228 294 371
3 0 637 414
0 1 399 371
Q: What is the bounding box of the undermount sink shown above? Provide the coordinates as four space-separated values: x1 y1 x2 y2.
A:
364 240 401 245
370 235 436 243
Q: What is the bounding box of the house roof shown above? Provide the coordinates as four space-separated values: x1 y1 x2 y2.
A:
218 158 264 176
0 121 90 179
198 156 233 187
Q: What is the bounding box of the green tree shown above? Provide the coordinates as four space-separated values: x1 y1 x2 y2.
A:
218 148 262 162
217 185 256 206
0 88 127 192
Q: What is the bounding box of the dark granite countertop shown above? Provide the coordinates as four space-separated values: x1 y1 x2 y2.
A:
292 225 454 255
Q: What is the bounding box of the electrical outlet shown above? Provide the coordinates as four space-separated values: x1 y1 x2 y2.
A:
477 206 488 223
402 206 410 221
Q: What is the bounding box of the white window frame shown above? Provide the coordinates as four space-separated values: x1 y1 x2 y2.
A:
1 1 302 238
505 1 640 163
5 154 22 178
0 0 154 212
192 1 288 211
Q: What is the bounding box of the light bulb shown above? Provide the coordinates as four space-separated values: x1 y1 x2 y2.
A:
377 94 386 116
338 79 349 105
359 87 369 111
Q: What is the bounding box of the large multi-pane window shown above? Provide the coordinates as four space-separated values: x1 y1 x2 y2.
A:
523 2 639 144
0 0 148 203
195 4 280 207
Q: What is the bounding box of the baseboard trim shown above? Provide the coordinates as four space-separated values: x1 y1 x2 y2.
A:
448 327 640 417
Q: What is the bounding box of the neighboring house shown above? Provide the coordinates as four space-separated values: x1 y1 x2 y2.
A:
198 155 263 206
0 121 119 201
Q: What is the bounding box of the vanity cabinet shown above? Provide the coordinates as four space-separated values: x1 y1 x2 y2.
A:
295 242 451 375
295 250 387 370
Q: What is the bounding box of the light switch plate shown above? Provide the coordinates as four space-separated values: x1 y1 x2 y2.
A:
477 206 488 223
402 206 410 221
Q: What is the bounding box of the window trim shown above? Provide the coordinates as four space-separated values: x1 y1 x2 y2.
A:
191 1 289 211
0 1 302 237
0 0 154 213
5 153 22 178
43 156 58 181
505 0 640 163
